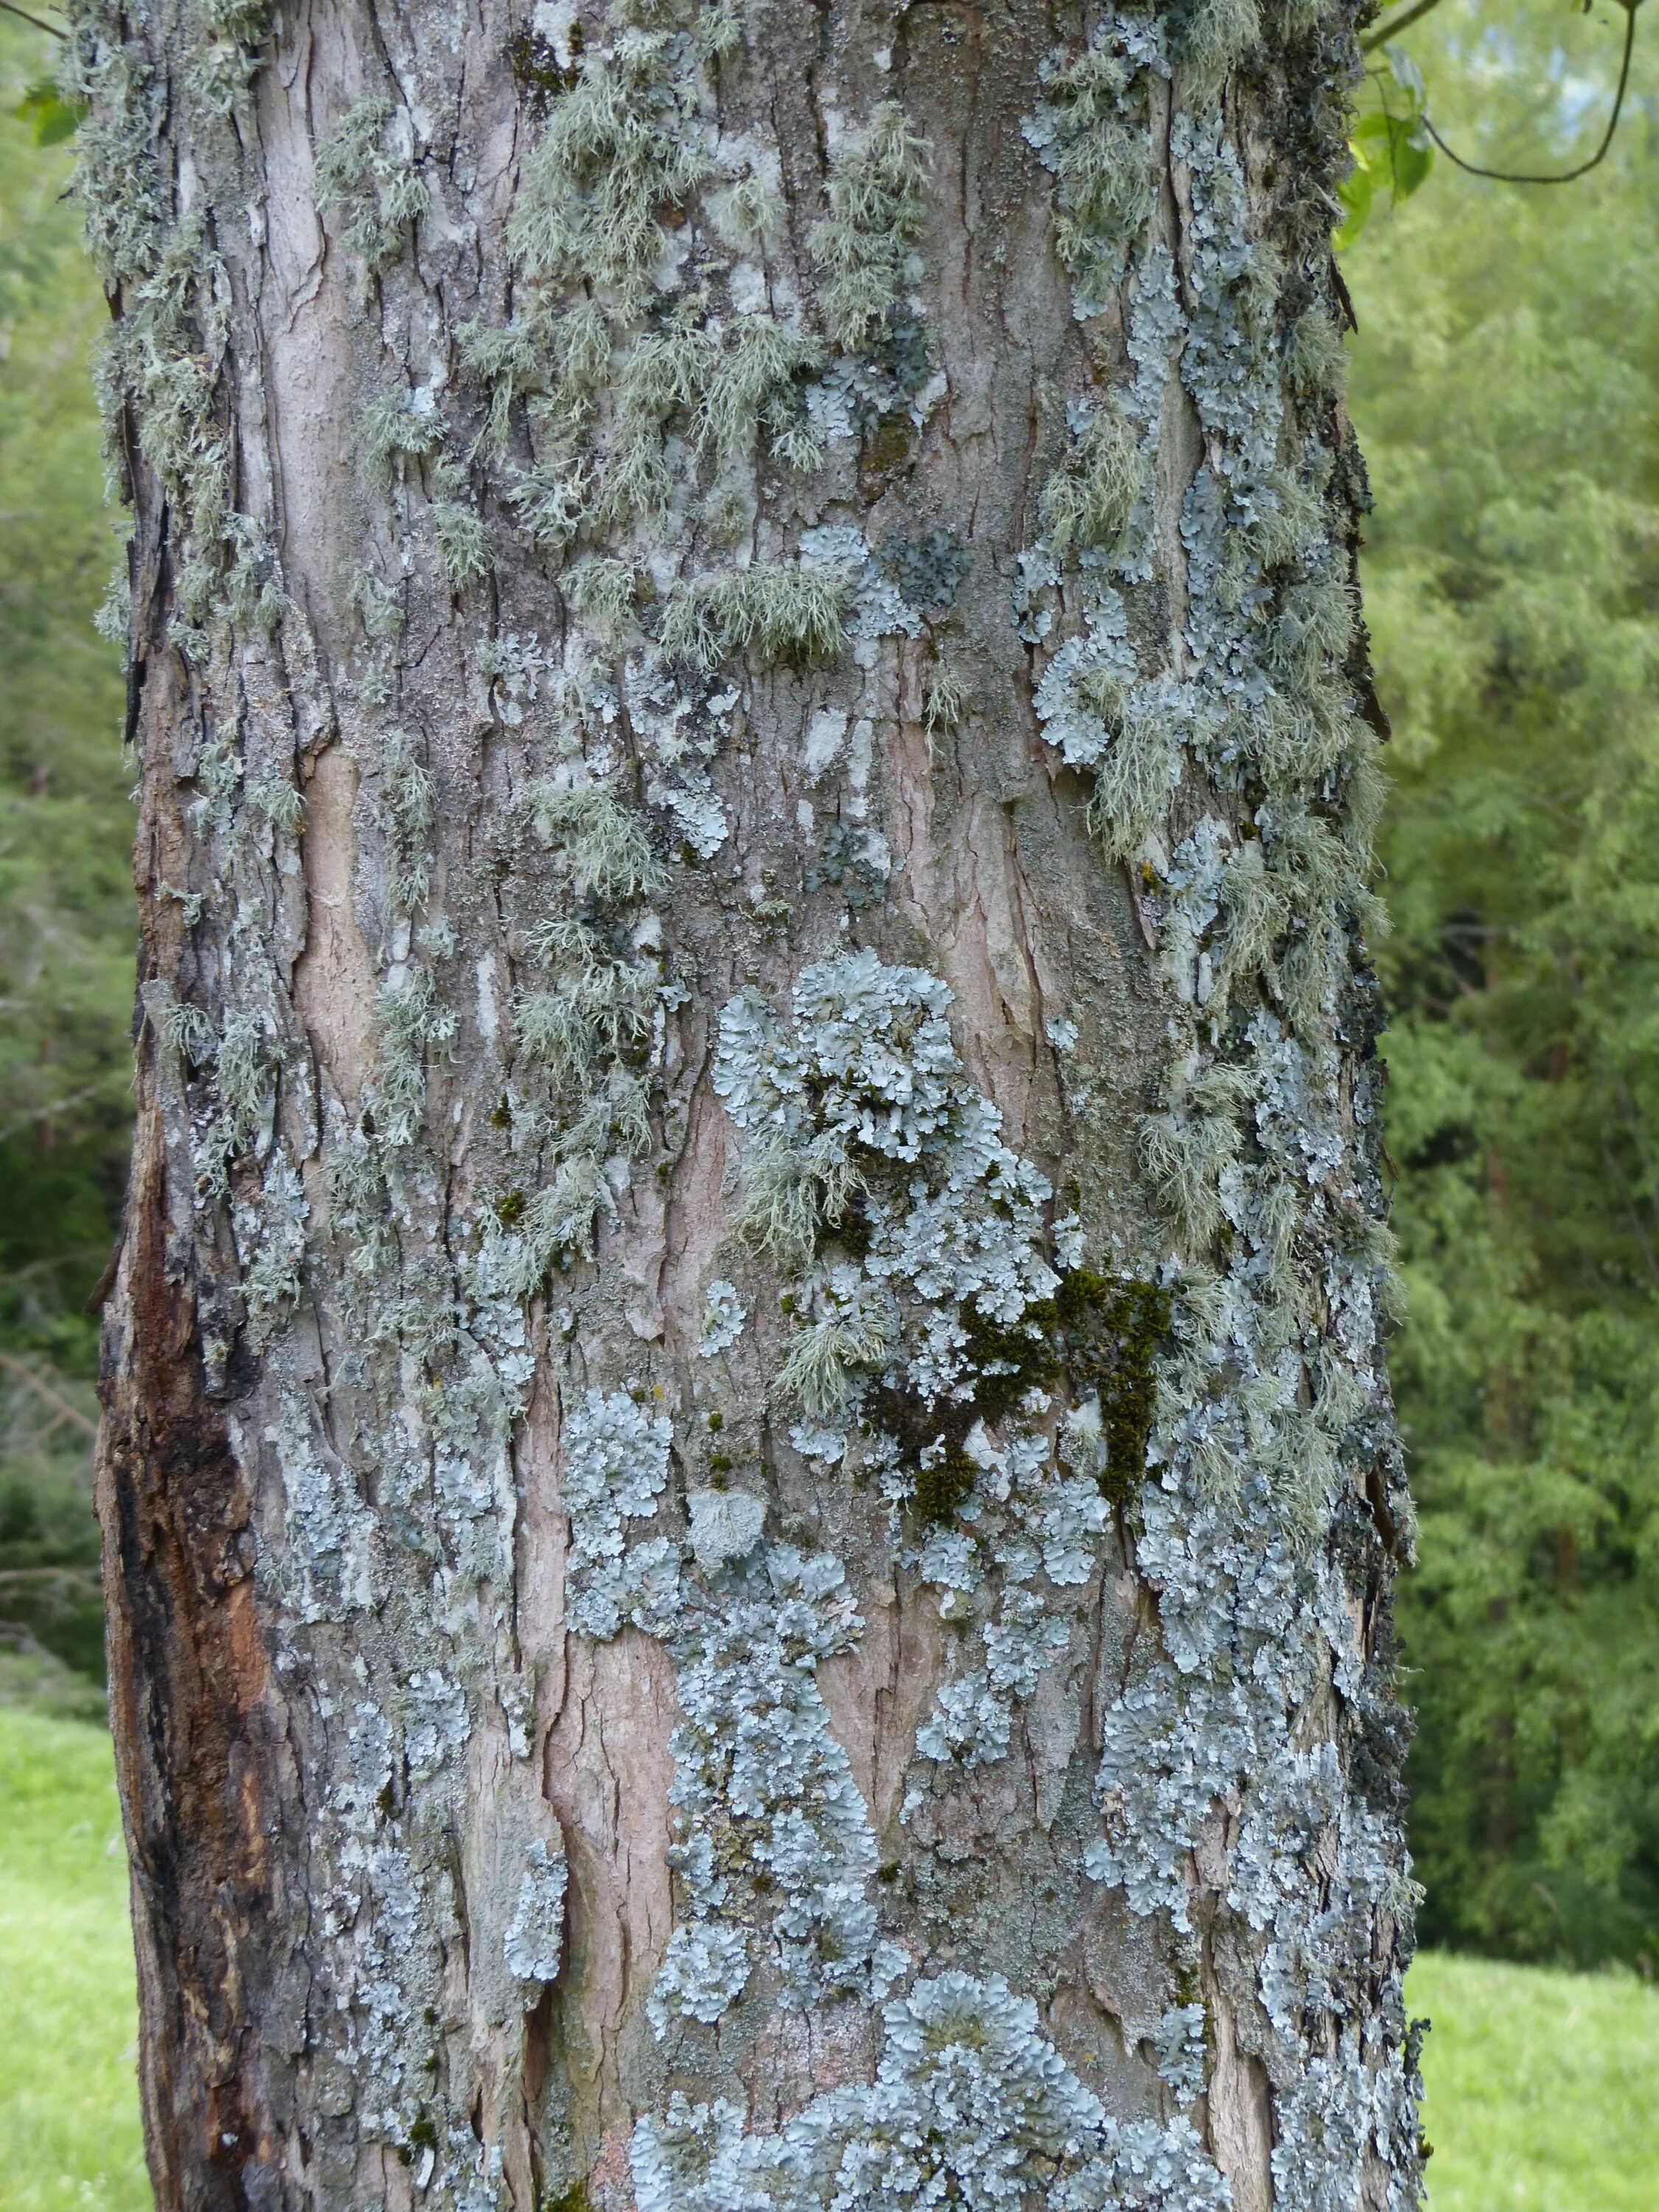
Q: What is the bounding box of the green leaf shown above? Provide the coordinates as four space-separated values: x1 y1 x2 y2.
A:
1352 109 1402 152
1335 161 1379 248
15 81 83 148
1394 119 1435 199
1382 41 1427 104
1339 103 1435 248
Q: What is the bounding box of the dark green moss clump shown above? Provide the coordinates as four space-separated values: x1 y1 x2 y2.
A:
1057 1270 1172 1503
867 1292 1060 1525
912 1442 977 1524
829 1195 874 1256
861 1265 1170 1527
507 22 583 107
398 2113 439 2166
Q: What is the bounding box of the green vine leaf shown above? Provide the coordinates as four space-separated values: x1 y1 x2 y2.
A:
1338 47 1435 247
15 79 83 146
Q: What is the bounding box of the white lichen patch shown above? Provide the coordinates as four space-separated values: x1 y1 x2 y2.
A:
697 1277 747 1357
557 1385 905 2028
560 1387 673 1640
714 952 1124 1772
405 1668 472 1783
807 101 928 354
650 1546 909 2028
799 525 925 640
313 94 428 269
495 731 676 1271
445 0 938 625
504 1837 568 1994
630 1970 1228 2211
268 1388 376 1625
686 1486 766 1572
238 1154 308 1346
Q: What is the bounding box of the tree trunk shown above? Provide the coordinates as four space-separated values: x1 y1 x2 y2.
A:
81 0 1422 2205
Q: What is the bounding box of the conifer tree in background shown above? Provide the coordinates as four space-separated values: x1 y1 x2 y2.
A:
1347 0 1659 1974
76 0 1421 2205
0 10 131 1698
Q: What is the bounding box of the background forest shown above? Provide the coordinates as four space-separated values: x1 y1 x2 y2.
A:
1 0 1657 1983
1350 0 1659 1972
0 3 127 1719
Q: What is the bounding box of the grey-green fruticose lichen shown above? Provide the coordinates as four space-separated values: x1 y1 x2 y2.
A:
83 0 1419 2201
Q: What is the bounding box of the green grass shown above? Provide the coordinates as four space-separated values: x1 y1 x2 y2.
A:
2 1705 1658 2211
0 1708 147 2212
1408 1950 1659 2211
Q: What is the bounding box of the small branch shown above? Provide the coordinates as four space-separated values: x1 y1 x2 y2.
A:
0 1084 107 1146
0 0 67 38
84 1232 123 1315
0 1352 98 1439
1360 0 1448 55
1422 0 1643 184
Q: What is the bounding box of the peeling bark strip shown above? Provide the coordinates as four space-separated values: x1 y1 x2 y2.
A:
84 0 1422 2207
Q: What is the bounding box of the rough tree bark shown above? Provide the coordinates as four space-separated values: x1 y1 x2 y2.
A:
82 0 1422 2206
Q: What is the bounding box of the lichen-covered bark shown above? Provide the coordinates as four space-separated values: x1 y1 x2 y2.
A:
84 0 1422 2207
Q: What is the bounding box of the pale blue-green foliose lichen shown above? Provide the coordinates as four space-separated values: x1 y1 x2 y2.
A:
559 1386 907 2028
630 1971 1228 2212
714 951 1110 1775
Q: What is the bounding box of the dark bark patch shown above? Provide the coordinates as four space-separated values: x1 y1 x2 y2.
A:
98 1098 280 2212
866 1270 1172 1524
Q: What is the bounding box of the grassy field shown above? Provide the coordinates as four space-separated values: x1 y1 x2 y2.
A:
1408 1950 1659 2211
1 1705 1658 2210
0 1703 148 2212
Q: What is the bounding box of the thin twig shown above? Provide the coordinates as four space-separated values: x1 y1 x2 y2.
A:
1360 0 1449 56
0 1248 108 1287
1422 0 1642 184
0 0 67 38
0 1352 98 1439
0 1084 107 1146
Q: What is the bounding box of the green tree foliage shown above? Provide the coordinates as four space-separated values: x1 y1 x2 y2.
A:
0 14 129 1687
1349 0 1659 1970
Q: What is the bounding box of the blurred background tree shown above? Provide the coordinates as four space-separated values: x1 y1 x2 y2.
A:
0 0 1655 1969
0 7 129 1708
1349 0 1659 1972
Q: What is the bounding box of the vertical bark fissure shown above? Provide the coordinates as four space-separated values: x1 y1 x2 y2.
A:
81 0 1421 2206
